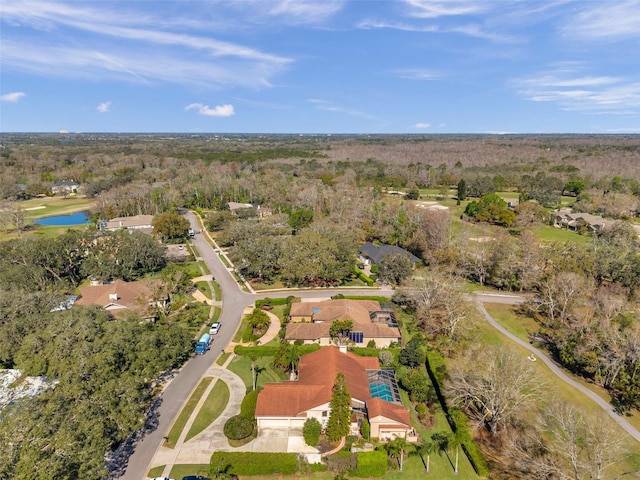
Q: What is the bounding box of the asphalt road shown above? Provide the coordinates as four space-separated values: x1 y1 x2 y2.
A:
119 212 395 480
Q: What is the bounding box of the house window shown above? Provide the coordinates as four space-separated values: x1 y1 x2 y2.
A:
322 411 328 417
348 331 364 344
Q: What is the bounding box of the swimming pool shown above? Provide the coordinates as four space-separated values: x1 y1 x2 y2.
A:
369 381 394 402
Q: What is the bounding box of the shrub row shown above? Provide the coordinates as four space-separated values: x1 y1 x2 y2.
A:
350 451 387 478
240 390 259 419
255 296 298 307
211 452 298 475
353 267 374 286
332 294 391 302
349 347 381 357
234 344 321 357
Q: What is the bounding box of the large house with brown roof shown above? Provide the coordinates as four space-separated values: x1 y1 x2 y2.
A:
102 214 155 233
76 279 166 320
255 346 415 442
285 299 401 348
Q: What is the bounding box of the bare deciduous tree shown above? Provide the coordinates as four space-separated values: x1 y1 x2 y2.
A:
446 346 544 436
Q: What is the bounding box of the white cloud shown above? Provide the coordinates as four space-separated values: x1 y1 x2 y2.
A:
97 101 111 113
561 1 640 41
403 0 488 18
267 0 344 24
185 103 235 117
414 122 431 129
0 91 26 102
0 1 291 88
513 65 640 115
392 68 440 80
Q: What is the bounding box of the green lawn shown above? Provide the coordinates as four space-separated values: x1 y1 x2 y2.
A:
227 355 287 390
195 281 212 300
212 281 222 301
185 380 230 441
532 224 591 244
21 196 95 219
165 377 213 448
197 259 211 275
211 306 221 323
146 465 165 477
169 464 211 479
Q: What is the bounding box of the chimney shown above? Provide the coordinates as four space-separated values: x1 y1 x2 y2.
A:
108 293 119 301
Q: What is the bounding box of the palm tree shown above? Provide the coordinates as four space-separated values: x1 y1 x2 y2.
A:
386 436 414 472
431 432 451 469
450 412 471 475
415 439 436 473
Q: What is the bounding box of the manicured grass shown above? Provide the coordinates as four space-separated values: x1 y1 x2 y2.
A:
147 465 165 477
219 253 231 267
212 281 222 301
21 196 95 219
400 390 480 479
185 379 230 441
165 377 213 448
197 259 211 275
250 279 288 291
169 464 211 479
195 281 212 300
532 224 591 244
217 352 231 366
211 306 221 323
227 355 287 390
181 261 204 278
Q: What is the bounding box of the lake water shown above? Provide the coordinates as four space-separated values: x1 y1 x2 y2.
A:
34 211 91 226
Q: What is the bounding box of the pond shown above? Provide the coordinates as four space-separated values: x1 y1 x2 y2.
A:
34 211 91 226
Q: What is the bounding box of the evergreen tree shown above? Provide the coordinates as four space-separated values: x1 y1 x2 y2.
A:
326 372 351 441
457 178 467 201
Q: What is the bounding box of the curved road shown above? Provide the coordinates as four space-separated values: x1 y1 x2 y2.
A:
474 296 640 444
119 212 394 480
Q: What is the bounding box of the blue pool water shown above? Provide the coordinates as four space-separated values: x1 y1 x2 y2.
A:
34 211 91 226
369 381 394 402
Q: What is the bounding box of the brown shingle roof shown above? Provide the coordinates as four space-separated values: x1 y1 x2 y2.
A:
367 398 411 427
290 299 381 324
256 346 380 417
76 279 158 317
284 322 401 341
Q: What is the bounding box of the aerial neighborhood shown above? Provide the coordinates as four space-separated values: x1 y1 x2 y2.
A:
1 134 639 480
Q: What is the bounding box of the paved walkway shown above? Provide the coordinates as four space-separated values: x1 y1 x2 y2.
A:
475 299 640 444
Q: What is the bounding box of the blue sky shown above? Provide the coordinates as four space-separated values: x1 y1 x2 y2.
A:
1 0 640 134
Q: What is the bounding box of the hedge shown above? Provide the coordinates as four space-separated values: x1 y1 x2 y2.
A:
255 296 298 307
349 347 381 357
211 452 299 475
234 344 321 357
240 390 259 419
223 415 253 440
353 267 374 286
331 294 391 302
350 451 387 478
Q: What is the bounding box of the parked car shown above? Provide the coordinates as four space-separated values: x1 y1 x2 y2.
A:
209 322 221 335
181 476 209 480
151 477 174 480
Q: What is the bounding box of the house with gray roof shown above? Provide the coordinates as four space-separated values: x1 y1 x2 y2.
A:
358 242 421 266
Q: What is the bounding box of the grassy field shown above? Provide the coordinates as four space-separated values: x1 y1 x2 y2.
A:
212 281 222 301
164 377 213 448
475 306 640 474
169 463 211 478
21 196 95 219
532 224 591 244
185 380 230 441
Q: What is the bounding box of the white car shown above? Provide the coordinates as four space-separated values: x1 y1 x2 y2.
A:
151 477 174 480
209 322 221 335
